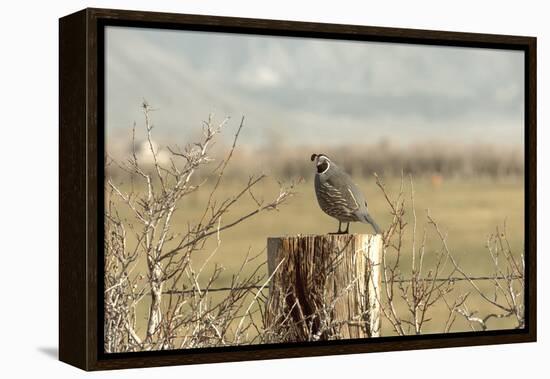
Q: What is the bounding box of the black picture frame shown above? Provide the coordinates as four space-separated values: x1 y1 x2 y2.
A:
59 7 537 371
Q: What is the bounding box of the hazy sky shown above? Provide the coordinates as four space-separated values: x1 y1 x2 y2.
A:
105 26 524 148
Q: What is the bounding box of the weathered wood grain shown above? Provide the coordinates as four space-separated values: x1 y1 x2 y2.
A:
266 234 382 342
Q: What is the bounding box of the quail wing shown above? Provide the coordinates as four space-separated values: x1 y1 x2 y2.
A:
324 168 367 212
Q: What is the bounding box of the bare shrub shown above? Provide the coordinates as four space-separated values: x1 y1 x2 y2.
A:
448 223 525 331
372 173 524 335
104 102 297 352
253 172 524 343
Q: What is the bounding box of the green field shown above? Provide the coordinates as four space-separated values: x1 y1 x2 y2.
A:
109 174 524 338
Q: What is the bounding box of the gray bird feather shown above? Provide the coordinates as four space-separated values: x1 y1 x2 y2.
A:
313 155 381 234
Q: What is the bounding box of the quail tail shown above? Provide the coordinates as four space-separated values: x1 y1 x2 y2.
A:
361 211 382 234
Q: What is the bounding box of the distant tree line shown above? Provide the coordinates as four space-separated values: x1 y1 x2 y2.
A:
268 143 524 180
107 139 523 182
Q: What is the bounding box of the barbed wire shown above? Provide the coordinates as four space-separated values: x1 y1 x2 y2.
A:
162 274 523 295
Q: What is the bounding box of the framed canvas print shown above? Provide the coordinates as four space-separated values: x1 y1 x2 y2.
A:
59 8 537 371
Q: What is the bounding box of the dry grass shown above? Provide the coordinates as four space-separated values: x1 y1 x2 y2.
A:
110 174 524 337
104 106 524 349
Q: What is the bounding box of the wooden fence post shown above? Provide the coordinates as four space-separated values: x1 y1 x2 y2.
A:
265 234 382 342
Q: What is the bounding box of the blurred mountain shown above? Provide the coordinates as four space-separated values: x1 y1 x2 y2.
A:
105 26 525 148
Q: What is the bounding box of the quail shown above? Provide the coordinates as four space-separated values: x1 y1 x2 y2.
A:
311 153 381 234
